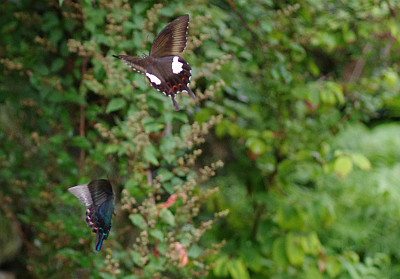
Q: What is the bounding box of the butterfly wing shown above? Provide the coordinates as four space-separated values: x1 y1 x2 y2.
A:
87 179 114 207
68 184 93 207
113 55 148 73
145 56 195 110
149 14 189 58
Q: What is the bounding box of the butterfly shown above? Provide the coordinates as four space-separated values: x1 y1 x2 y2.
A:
68 179 115 251
113 14 195 111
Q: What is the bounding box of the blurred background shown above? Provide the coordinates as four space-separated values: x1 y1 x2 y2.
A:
1 0 400 278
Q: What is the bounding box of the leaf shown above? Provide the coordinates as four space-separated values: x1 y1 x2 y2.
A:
144 145 159 166
301 232 321 255
100 273 115 279
70 136 91 150
277 205 306 231
326 256 342 278
129 214 147 230
157 169 174 182
246 137 266 155
51 58 65 72
187 244 202 258
285 232 305 266
213 256 229 277
159 208 175 226
131 251 144 267
195 108 212 123
228 258 250 279
144 122 164 133
334 156 353 178
351 153 371 171
272 237 288 268
104 144 120 154
150 229 164 241
106 98 126 113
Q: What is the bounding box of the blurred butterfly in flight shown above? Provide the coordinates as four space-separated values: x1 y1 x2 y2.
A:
68 179 115 251
113 14 195 111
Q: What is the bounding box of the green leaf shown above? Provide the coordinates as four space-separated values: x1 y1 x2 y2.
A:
150 229 164 241
187 244 202 258
285 232 305 266
131 251 144 267
326 256 342 277
51 58 65 72
106 98 126 113
144 145 159 166
70 136 91 150
100 273 115 279
277 205 306 231
351 153 371 171
104 144 120 154
246 137 266 155
159 208 175 226
213 256 229 277
157 169 174 182
129 214 147 230
228 258 250 279
195 108 212 123
334 156 353 178
301 232 321 255
144 122 164 133
272 237 288 268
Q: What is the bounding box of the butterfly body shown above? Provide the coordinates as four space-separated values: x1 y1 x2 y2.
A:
68 179 115 251
114 15 194 110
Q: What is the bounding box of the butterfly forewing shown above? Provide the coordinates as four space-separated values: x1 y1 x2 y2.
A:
112 55 148 74
68 184 93 207
149 14 189 58
87 179 114 206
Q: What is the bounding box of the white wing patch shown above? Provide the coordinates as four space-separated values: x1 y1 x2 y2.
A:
146 73 162 85
171 56 183 74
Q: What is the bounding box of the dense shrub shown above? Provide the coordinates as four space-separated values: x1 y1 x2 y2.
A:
1 0 400 278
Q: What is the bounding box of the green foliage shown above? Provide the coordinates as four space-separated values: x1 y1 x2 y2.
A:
1 0 400 278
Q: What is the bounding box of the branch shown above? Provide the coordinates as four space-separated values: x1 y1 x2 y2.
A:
79 56 89 174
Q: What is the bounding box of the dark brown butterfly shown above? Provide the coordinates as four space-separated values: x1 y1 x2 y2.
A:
113 14 195 111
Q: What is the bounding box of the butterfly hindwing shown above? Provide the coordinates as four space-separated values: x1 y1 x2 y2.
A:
149 14 189 58
144 56 195 110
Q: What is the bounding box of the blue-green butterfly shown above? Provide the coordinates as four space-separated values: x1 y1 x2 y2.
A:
69 179 115 251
